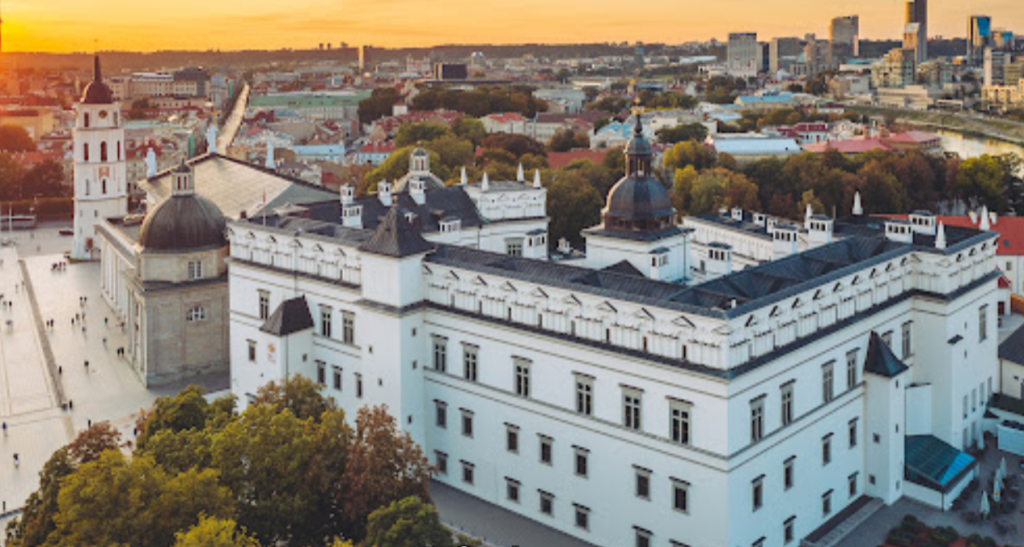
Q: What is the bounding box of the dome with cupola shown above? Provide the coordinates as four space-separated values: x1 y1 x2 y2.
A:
138 159 227 251
81 56 115 105
601 112 675 232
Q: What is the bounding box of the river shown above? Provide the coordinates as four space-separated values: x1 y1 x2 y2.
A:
936 130 1024 175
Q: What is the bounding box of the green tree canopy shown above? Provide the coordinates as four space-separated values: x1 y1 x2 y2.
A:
663 140 717 172
172 516 262 547
655 123 708 145
545 170 603 249
362 496 455 547
394 122 451 148
955 155 1005 211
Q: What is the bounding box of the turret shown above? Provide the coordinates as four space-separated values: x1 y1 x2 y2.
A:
852 191 863 216
378 180 393 207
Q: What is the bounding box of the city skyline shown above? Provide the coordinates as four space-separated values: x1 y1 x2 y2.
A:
1 0 1023 53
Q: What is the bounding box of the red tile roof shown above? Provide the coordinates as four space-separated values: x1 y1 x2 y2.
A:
881 131 939 144
547 149 608 170
485 112 526 124
358 141 396 154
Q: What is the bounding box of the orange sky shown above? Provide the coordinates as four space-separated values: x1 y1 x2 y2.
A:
3 0 1023 53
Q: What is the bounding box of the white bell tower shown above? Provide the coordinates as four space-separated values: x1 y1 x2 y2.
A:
72 56 128 260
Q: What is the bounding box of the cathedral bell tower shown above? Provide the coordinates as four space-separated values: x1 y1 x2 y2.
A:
72 55 128 260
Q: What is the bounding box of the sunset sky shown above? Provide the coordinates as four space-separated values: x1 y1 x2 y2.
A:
3 0 1023 53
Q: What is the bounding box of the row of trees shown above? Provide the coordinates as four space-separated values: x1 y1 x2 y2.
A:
661 140 1021 218
0 153 70 202
6 378 470 547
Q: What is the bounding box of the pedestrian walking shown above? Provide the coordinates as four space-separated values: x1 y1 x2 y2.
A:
58 366 62 375
13 454 19 468
84 360 89 369
2 422 6 435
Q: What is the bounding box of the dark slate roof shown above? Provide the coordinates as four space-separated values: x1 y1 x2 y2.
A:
583 226 689 242
260 296 314 336
863 331 909 378
358 207 435 257
603 174 675 221
601 260 645 277
263 185 488 236
998 323 1024 364
138 194 227 252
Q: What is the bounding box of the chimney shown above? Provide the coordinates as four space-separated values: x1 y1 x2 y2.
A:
935 222 947 250
460 166 467 186
706 242 733 278
968 210 977 224
772 224 799 259
340 184 354 205
731 207 743 222
753 212 766 227
884 220 913 244
534 169 542 189
517 163 525 182
807 215 834 246
410 179 425 206
852 191 863 216
378 180 393 207
482 172 490 191
558 238 572 255
979 206 991 231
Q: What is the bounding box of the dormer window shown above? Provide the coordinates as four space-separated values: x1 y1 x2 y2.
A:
440 218 461 233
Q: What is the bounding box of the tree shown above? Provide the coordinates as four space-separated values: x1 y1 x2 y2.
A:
857 160 908 214
602 148 625 174
479 133 546 160
545 170 603 249
548 128 589 152
451 117 486 147
955 155 1006 211
172 516 262 547
5 449 74 547
137 385 216 449
394 123 450 148
684 168 760 215
655 123 708 145
0 126 36 153
585 96 628 114
22 160 69 199
362 497 455 547
425 135 474 181
663 141 717 172
341 406 433 541
47 451 234 547
251 375 335 422
66 422 123 464
210 405 323 545
0 152 26 201
358 88 402 125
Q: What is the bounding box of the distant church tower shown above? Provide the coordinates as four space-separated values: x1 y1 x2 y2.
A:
72 56 127 260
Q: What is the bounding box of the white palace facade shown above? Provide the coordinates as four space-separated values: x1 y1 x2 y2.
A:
227 118 1001 547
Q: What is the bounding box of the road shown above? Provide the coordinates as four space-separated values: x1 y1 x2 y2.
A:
216 82 250 154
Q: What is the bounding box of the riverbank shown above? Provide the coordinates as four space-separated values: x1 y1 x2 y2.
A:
847 105 1024 147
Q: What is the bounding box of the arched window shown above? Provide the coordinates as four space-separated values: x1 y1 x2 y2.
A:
102 179 107 194
85 180 91 196
83 143 89 162
117 141 122 161
100 142 108 162
84 113 90 128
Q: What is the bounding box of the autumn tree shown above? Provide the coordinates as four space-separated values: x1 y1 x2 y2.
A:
172 516 262 547
451 117 486 147
341 406 433 540
655 123 708 145
394 122 451 148
955 155 1007 211
0 126 36 153
548 128 590 152
358 88 402 125
479 133 546 160
251 374 336 422
46 451 234 547
663 141 717 172
362 496 455 547
545 169 603 249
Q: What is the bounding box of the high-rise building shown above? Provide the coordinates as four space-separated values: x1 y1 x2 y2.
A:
727 32 760 78
904 0 928 63
993 29 1015 50
984 47 1013 86
872 48 917 88
830 15 860 63
768 37 802 74
969 16 992 65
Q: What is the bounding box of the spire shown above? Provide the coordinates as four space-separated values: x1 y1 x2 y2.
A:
935 222 947 250
624 98 652 177
93 55 103 83
481 171 489 191
980 206 991 231
533 169 541 189
460 166 467 186
852 191 863 216
517 163 524 182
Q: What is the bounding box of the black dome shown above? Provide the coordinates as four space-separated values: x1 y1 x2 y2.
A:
81 81 114 105
603 174 675 222
139 195 227 251
81 56 115 105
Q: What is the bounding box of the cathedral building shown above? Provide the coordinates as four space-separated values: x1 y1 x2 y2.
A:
227 113 999 547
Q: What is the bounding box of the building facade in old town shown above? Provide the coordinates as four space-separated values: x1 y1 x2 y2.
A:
226 115 998 547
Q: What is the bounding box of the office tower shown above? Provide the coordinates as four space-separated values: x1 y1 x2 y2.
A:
727 32 760 78
768 37 802 73
904 0 928 63
969 16 992 64
984 47 1011 86
830 15 860 63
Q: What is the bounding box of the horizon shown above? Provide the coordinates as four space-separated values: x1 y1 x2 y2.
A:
2 0 1022 54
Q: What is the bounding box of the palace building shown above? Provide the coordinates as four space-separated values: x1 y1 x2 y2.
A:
226 114 999 547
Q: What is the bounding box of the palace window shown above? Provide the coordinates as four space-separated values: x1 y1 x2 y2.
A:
319 305 332 338
435 401 447 429
576 374 593 416
781 382 795 426
784 456 795 490
341 311 355 344
506 478 520 502
822 362 835 403
670 399 691 445
187 261 203 280
623 388 643 431
461 409 473 437
539 490 554 516
846 349 859 389
634 467 651 500
515 358 531 397
463 344 479 382
539 435 553 464
432 336 447 372
574 446 589 477
750 397 765 442
258 290 270 320
506 424 519 453
574 504 590 530
672 478 690 513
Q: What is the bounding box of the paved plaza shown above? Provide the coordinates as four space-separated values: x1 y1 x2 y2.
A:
0 223 227 540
